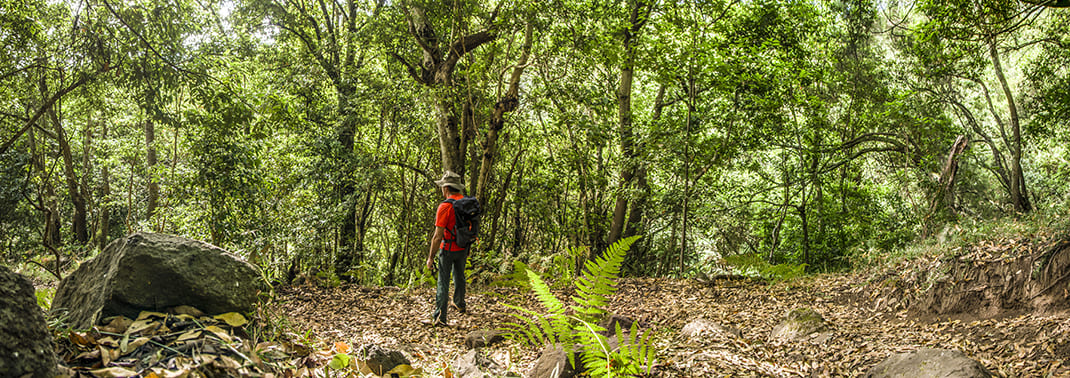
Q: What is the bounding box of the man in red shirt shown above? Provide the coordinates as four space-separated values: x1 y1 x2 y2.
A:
425 171 468 326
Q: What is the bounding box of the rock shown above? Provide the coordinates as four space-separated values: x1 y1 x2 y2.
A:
528 344 580 378
454 349 505 378
359 344 410 375
598 313 635 335
465 329 505 349
52 232 266 329
681 318 741 340
865 348 993 378
769 307 830 343
0 265 59 377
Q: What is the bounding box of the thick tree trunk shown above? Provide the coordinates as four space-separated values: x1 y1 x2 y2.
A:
436 97 465 175
336 88 359 277
396 5 498 176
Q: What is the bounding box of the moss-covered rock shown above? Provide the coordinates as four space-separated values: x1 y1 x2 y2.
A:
0 266 59 377
52 232 267 329
769 307 830 343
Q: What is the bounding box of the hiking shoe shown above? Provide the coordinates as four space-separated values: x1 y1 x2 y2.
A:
421 318 450 327
450 302 467 314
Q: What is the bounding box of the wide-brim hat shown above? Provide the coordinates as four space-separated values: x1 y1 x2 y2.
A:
435 171 465 192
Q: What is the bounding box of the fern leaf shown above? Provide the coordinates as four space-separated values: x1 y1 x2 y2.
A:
526 268 566 316
572 236 639 324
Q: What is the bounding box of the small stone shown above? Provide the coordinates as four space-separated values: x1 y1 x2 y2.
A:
454 349 504 378
465 329 505 349
527 344 580 378
358 344 410 375
681 318 741 340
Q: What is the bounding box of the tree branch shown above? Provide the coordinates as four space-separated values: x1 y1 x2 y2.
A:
0 68 109 156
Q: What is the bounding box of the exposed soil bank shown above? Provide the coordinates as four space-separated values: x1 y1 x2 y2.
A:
864 236 1070 322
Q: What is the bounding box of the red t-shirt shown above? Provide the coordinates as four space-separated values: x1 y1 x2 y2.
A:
436 193 466 251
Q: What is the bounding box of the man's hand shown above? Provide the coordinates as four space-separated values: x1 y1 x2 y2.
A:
426 257 434 271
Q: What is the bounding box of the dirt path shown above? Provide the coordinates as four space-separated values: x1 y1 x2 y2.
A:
275 275 1070 377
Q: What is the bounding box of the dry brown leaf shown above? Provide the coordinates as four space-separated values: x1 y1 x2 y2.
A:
136 311 168 321
213 312 248 327
90 367 137 377
176 330 202 342
204 325 231 342
69 331 96 347
173 305 205 318
127 318 157 334
98 317 133 334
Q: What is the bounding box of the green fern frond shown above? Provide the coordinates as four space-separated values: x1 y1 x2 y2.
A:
526 268 566 316
572 236 639 323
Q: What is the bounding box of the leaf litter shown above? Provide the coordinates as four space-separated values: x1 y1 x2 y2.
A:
55 271 1069 377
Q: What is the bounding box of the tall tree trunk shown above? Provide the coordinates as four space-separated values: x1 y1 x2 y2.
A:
336 88 359 277
988 39 1031 213
608 0 653 245
82 120 94 248
44 79 88 244
145 119 158 222
29 127 61 248
477 20 532 200
393 5 498 175
96 122 111 250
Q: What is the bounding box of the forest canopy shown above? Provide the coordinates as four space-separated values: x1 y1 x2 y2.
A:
2 0 1069 285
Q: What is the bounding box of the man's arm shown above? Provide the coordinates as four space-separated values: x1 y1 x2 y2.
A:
427 226 445 270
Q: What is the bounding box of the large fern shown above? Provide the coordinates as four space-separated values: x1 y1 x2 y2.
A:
502 236 653 377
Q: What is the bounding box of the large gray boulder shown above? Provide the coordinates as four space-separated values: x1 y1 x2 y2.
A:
0 265 59 377
865 348 993 378
52 232 266 329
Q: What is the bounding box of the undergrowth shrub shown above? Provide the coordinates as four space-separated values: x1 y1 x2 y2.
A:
501 236 655 377
722 252 808 283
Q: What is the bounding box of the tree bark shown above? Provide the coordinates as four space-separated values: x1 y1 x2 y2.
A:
145 119 159 221
476 20 532 201
96 121 111 251
29 127 61 249
394 5 499 175
988 39 1031 213
44 76 88 244
608 0 653 245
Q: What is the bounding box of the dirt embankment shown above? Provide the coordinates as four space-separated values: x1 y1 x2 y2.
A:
862 236 1070 322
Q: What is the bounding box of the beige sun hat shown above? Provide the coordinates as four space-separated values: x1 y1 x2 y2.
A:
434 170 465 192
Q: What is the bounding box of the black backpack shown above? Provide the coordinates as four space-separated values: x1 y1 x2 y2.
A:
444 196 481 250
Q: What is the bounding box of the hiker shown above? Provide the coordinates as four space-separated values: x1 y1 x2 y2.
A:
425 171 473 326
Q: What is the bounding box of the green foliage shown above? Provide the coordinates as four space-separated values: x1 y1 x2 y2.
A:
35 287 55 311
723 252 808 283
504 236 654 377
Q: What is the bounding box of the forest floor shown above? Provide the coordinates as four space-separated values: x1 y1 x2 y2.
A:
273 272 1070 377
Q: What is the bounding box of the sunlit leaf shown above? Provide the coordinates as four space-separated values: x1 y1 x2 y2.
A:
328 353 351 370
334 341 350 354
213 312 248 327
